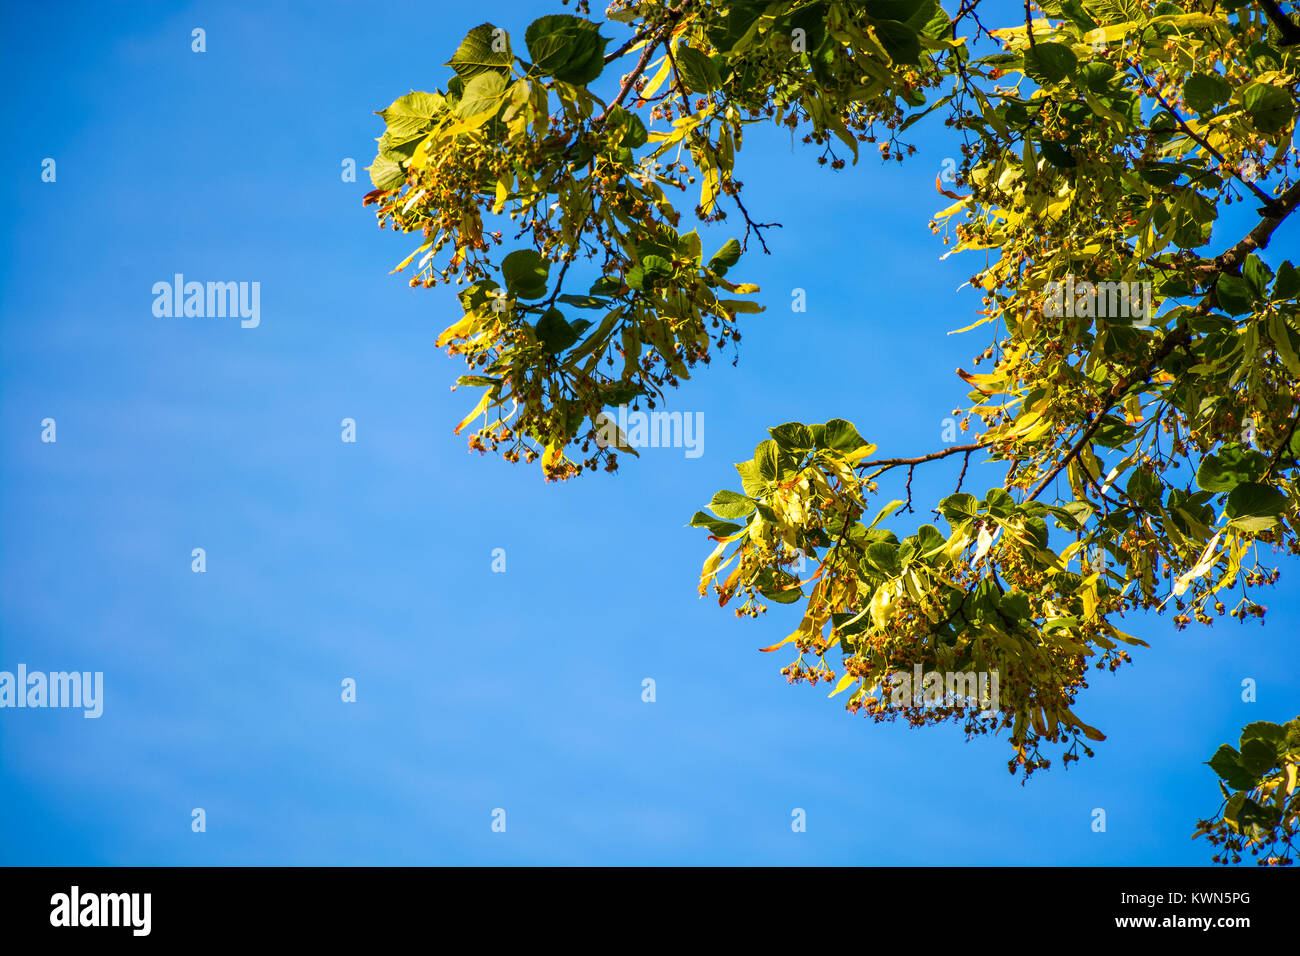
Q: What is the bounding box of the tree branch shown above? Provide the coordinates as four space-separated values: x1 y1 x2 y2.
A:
593 1 691 125
861 442 983 474
1257 0 1300 46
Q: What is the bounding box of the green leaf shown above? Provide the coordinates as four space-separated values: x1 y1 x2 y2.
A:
1040 141 1077 168
378 91 444 141
914 524 947 557
866 0 931 20
1195 445 1267 493
831 609 872 640
368 154 405 190
873 20 922 65
676 231 703 265
866 500 905 530
1224 481 1288 531
755 439 783 480
457 71 507 119
1138 160 1190 188
735 459 766 496
999 590 1031 621
446 23 513 79
866 541 901 574
1169 190 1216 249
556 294 608 310
1274 262 1300 301
1059 501 1093 530
939 492 978 523
1243 254 1275 300
1092 415 1132 448
642 254 673 277
602 383 640 406
1182 72 1231 113
525 15 609 85
769 422 813 452
1238 736 1282 776
1240 720 1287 746
457 280 500 311
820 418 869 453
1235 795 1280 830
675 45 722 93
1208 744 1257 791
983 487 1015 516
608 105 648 149
708 238 742 276
1214 274 1254 316
1126 466 1163 506
708 489 756 520
1243 83 1295 135
918 2 951 37
1246 40 1282 72
756 567 803 603
536 308 578 354
501 249 550 300
1057 0 1099 31
1023 42 1078 84
689 511 742 537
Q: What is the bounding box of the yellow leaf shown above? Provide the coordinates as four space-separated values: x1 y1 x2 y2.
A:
760 628 802 653
841 442 878 463
1123 393 1143 425
699 538 729 592
933 198 969 221
453 389 493 435
1173 532 1221 596
700 168 721 214
943 530 971 563
720 561 745 602
435 104 500 139
1269 313 1300 377
869 581 898 627
1105 624 1149 648
401 188 428 215
828 672 858 698
391 237 434 274
639 55 672 100
436 312 485 348
948 313 996 334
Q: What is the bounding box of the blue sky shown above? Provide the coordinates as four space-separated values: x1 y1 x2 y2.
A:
1 0 1296 865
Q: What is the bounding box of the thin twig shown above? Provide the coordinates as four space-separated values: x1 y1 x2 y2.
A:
1132 62 1279 211
861 442 983 474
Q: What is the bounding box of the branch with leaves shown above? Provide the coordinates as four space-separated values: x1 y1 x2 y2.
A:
363 0 1300 858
